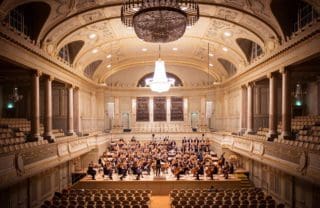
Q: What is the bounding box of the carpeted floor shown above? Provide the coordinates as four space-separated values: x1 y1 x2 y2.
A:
151 195 171 208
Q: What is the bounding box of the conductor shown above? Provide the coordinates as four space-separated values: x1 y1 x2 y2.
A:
87 161 96 180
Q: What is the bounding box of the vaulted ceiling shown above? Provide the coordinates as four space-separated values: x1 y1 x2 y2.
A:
0 0 317 88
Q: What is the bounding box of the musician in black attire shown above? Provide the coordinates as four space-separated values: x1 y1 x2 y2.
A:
136 164 142 180
87 161 96 180
223 162 230 179
229 163 234 174
155 158 161 176
103 163 113 180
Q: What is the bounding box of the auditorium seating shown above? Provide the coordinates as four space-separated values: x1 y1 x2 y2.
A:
170 188 284 208
40 189 152 208
0 118 73 154
277 115 320 134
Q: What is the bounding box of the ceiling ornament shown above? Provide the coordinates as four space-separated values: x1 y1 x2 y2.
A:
146 45 175 93
121 0 199 43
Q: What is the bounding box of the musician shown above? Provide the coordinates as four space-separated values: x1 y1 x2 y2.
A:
103 163 113 180
175 164 182 180
119 161 128 180
223 162 230 179
87 161 96 180
220 153 226 167
136 163 142 180
229 162 234 174
155 158 161 176
196 162 204 180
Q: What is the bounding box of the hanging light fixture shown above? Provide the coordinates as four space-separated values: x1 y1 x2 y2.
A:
121 0 199 43
9 87 23 102
145 45 175 93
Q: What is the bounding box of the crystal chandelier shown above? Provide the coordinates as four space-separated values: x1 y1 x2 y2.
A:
9 87 23 102
121 0 199 43
145 46 175 93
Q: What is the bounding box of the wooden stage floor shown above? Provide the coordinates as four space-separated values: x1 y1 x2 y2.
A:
73 172 242 195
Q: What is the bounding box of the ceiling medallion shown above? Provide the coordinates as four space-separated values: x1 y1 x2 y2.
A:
121 0 199 43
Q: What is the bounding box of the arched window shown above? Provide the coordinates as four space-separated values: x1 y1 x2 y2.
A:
137 72 183 87
4 2 50 40
236 38 263 63
84 60 102 78
58 41 84 65
218 58 237 77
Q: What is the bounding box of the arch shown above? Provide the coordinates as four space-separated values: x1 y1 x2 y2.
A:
84 60 102 79
218 58 237 77
58 40 84 65
271 0 300 37
236 38 263 63
4 2 51 40
137 72 183 87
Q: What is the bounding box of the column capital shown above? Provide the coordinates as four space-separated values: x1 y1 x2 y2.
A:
241 84 247 89
32 70 42 77
267 72 277 79
246 82 254 88
279 67 288 74
65 83 75 89
44 74 54 81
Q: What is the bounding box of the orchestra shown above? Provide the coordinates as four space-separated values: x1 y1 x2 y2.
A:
86 136 235 181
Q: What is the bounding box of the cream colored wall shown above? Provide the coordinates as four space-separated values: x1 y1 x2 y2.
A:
210 88 241 132
306 81 320 115
103 92 210 132
79 89 105 133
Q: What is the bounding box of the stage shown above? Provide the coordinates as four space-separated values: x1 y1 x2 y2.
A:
73 172 243 195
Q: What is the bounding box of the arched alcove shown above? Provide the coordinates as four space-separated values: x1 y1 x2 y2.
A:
271 0 301 38
5 2 51 40
84 60 102 79
137 72 183 87
236 38 263 62
58 40 84 64
218 58 237 77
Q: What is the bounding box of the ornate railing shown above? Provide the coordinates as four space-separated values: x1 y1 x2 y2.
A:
0 134 110 189
209 132 320 186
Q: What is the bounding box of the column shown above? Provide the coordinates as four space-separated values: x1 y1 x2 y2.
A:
267 72 277 139
166 97 170 122
239 85 246 133
183 97 189 128
44 75 54 140
74 87 81 135
131 98 136 130
200 96 206 129
114 97 120 128
317 77 320 115
31 71 42 141
280 68 292 139
150 97 154 122
67 85 74 135
246 83 254 134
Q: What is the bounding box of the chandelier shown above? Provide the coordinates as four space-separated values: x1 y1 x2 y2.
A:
9 87 23 102
121 0 199 43
145 46 175 93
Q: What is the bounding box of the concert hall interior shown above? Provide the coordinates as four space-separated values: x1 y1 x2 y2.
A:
0 0 320 208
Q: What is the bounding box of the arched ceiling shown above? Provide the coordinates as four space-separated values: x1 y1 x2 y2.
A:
0 0 304 88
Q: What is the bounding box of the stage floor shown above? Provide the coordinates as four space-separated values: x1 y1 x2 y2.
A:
74 171 243 195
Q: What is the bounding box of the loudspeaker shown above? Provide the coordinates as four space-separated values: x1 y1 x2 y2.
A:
123 129 131 132
192 128 197 132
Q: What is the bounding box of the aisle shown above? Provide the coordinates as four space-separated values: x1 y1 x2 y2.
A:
151 195 171 208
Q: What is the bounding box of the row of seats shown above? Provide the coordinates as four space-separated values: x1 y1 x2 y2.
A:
0 136 25 146
170 188 284 208
274 138 320 150
0 140 49 153
41 189 152 208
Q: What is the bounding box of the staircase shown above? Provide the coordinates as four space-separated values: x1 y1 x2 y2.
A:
237 173 254 188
